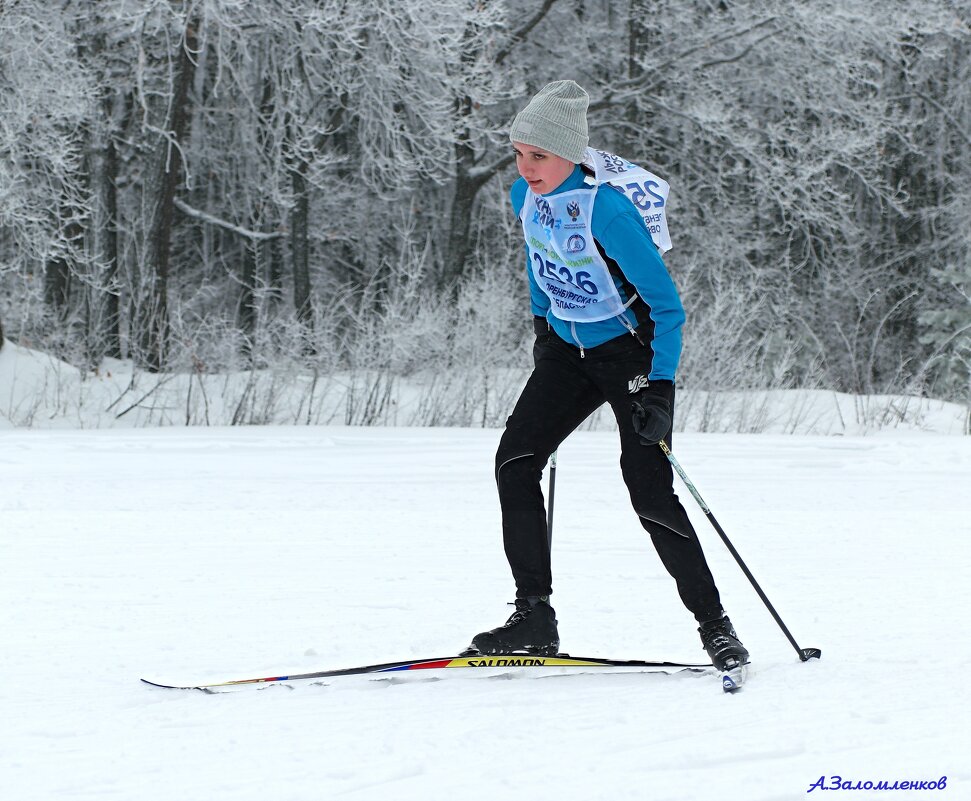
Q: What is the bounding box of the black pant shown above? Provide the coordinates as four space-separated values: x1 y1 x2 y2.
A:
495 332 724 623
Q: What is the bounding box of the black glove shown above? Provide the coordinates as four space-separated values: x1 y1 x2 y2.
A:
532 316 550 337
631 386 672 446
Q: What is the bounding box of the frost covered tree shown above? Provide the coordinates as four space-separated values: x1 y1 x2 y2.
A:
0 0 93 355
0 0 968 408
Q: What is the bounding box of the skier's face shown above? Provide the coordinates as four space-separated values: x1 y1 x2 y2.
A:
513 143 576 195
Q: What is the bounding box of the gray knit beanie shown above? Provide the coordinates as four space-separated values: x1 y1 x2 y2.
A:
509 80 589 163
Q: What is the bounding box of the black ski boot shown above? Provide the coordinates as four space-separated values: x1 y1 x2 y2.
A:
699 615 749 671
467 596 559 656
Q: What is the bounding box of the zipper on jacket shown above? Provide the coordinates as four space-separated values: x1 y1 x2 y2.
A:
567 294 639 359
570 321 586 358
619 297 645 346
620 313 646 346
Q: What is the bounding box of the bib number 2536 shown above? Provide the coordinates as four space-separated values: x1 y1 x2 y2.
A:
533 253 598 296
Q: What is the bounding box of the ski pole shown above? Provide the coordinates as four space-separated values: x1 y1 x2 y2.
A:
546 449 557 548
659 440 821 662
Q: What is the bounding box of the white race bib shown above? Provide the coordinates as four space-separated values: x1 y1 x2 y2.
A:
581 148 672 253
521 187 631 323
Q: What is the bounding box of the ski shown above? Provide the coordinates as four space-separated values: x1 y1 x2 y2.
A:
141 654 713 692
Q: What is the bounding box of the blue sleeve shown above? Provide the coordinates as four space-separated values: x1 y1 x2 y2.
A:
510 178 527 217
527 251 551 317
594 194 685 380
511 179 551 319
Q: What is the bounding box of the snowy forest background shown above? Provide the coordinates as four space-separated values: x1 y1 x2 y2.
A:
1 0 969 429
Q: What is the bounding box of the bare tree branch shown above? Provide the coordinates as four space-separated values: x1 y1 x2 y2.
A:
493 0 558 65
888 92 971 148
613 15 780 95
174 198 285 241
699 30 780 70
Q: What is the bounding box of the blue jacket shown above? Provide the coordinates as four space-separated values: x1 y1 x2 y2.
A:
511 165 685 381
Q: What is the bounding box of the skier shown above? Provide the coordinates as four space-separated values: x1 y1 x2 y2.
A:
465 80 749 673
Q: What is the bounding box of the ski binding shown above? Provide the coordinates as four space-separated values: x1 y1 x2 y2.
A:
720 658 748 692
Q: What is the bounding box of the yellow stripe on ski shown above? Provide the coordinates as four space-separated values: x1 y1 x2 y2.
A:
441 656 614 668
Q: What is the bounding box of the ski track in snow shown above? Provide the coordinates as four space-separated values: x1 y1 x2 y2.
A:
1 426 969 800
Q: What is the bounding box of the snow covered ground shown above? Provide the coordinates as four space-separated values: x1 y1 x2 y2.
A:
2 338 968 434
1 424 969 800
